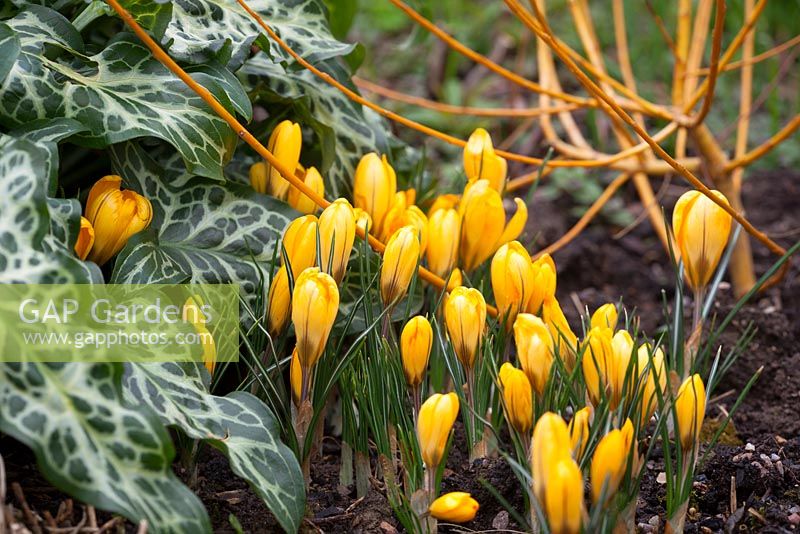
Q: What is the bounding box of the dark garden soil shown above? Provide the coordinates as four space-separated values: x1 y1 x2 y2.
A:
2 170 799 533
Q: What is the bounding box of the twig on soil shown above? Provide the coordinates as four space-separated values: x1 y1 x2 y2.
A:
87 506 97 529
135 519 148 534
12 482 42 534
730 475 737 514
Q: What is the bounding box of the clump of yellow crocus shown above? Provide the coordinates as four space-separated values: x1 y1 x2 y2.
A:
492 241 535 329
353 152 397 237
287 167 324 215
319 198 356 284
581 326 615 407
426 208 460 279
498 363 533 435
382 202 428 255
250 120 302 199
672 190 732 291
675 374 706 452
417 392 459 471
429 492 479 523
458 179 526 273
463 128 507 193
444 286 487 370
292 268 339 401
74 216 95 260
527 253 557 316
84 175 153 265
268 266 291 337
513 313 553 396
281 215 318 278
380 226 420 308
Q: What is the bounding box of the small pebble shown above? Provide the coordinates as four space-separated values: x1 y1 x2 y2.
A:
776 460 785 477
492 511 509 530
745 442 756 451
380 521 398 534
649 515 661 528
788 513 800 526
771 453 780 461
657 472 667 484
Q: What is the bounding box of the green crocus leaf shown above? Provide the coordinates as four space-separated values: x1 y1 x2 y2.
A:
0 6 237 181
124 362 305 533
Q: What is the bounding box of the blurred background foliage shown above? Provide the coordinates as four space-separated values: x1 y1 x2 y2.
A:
325 0 800 225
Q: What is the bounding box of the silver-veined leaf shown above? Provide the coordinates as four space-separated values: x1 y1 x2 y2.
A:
0 361 212 533
124 0 354 71
0 21 20 83
0 137 99 283
124 362 305 533
0 6 237 180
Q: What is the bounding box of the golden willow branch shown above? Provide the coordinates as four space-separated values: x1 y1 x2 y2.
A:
504 0 789 277
103 0 500 317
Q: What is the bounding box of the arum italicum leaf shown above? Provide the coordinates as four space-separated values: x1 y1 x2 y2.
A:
123 363 306 534
0 6 237 181
121 0 355 71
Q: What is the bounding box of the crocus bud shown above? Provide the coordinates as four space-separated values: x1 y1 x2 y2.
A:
672 190 732 290
353 153 397 237
353 208 372 234
531 412 572 501
319 198 356 284
74 216 95 260
463 128 507 193
380 226 420 307
85 175 153 265
199 326 216 376
429 492 479 523
250 162 268 195
290 348 301 407
591 303 618 331
459 179 526 272
675 374 706 452
569 406 592 461
256 120 302 199
287 167 324 215
380 192 408 242
528 253 557 315
384 203 428 255
545 457 584 534
513 313 553 396
542 297 578 370
428 194 460 215
591 427 627 503
610 329 635 406
447 268 463 291
444 287 486 370
400 316 433 387
281 215 318 278
403 188 416 206
498 363 533 434
426 208 461 279
637 344 667 426
268 266 291 337
491 241 534 329
582 327 615 408
292 268 339 371
417 392 459 468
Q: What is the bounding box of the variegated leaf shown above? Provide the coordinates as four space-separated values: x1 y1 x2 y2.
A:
0 6 237 181
108 141 295 298
0 21 20 83
242 56 388 197
124 0 354 71
124 362 305 533
0 137 98 283
0 361 212 533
